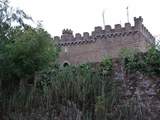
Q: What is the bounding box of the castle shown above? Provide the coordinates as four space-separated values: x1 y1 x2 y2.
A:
54 16 155 65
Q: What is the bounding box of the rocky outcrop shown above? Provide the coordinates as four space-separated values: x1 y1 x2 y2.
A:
113 60 160 120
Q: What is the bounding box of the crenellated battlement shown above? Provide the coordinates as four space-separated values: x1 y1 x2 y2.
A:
55 16 155 46
57 16 155 64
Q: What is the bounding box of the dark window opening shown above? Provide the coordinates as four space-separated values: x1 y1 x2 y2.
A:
63 62 69 67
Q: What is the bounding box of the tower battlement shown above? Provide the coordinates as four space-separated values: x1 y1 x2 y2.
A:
55 16 155 47
55 16 155 65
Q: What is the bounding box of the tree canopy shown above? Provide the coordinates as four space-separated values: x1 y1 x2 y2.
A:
0 27 58 79
0 0 58 92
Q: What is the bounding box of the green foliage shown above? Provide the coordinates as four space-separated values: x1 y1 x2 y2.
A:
32 60 121 120
120 48 136 60
120 48 139 73
0 0 32 50
100 57 112 76
121 47 160 76
1 59 119 119
0 1 58 95
144 47 160 76
2 27 57 76
2 45 160 119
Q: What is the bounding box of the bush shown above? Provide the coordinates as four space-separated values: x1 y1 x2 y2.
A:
121 47 160 76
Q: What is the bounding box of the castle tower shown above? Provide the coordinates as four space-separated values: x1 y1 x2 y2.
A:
55 16 155 65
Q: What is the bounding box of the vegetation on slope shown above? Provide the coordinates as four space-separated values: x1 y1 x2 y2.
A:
121 47 160 76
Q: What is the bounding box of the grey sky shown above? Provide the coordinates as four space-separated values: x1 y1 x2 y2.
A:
10 0 160 37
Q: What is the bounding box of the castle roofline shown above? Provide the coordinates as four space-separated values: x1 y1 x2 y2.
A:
54 16 155 46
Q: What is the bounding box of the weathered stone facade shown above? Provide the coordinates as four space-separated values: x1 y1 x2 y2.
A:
55 16 155 65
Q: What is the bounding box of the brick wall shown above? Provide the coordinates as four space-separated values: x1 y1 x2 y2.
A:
55 16 155 65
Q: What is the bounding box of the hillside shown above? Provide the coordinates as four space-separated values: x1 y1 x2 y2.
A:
1 48 160 120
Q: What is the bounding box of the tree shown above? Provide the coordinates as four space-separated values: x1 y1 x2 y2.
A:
0 0 58 93
0 27 58 92
0 0 32 55
0 0 32 26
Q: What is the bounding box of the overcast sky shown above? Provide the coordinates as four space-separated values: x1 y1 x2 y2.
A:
10 0 160 37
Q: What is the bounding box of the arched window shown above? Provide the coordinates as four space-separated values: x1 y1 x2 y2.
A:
63 61 70 67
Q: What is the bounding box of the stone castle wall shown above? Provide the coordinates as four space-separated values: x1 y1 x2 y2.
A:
54 16 155 65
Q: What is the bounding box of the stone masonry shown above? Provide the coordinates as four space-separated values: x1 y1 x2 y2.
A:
54 16 155 65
